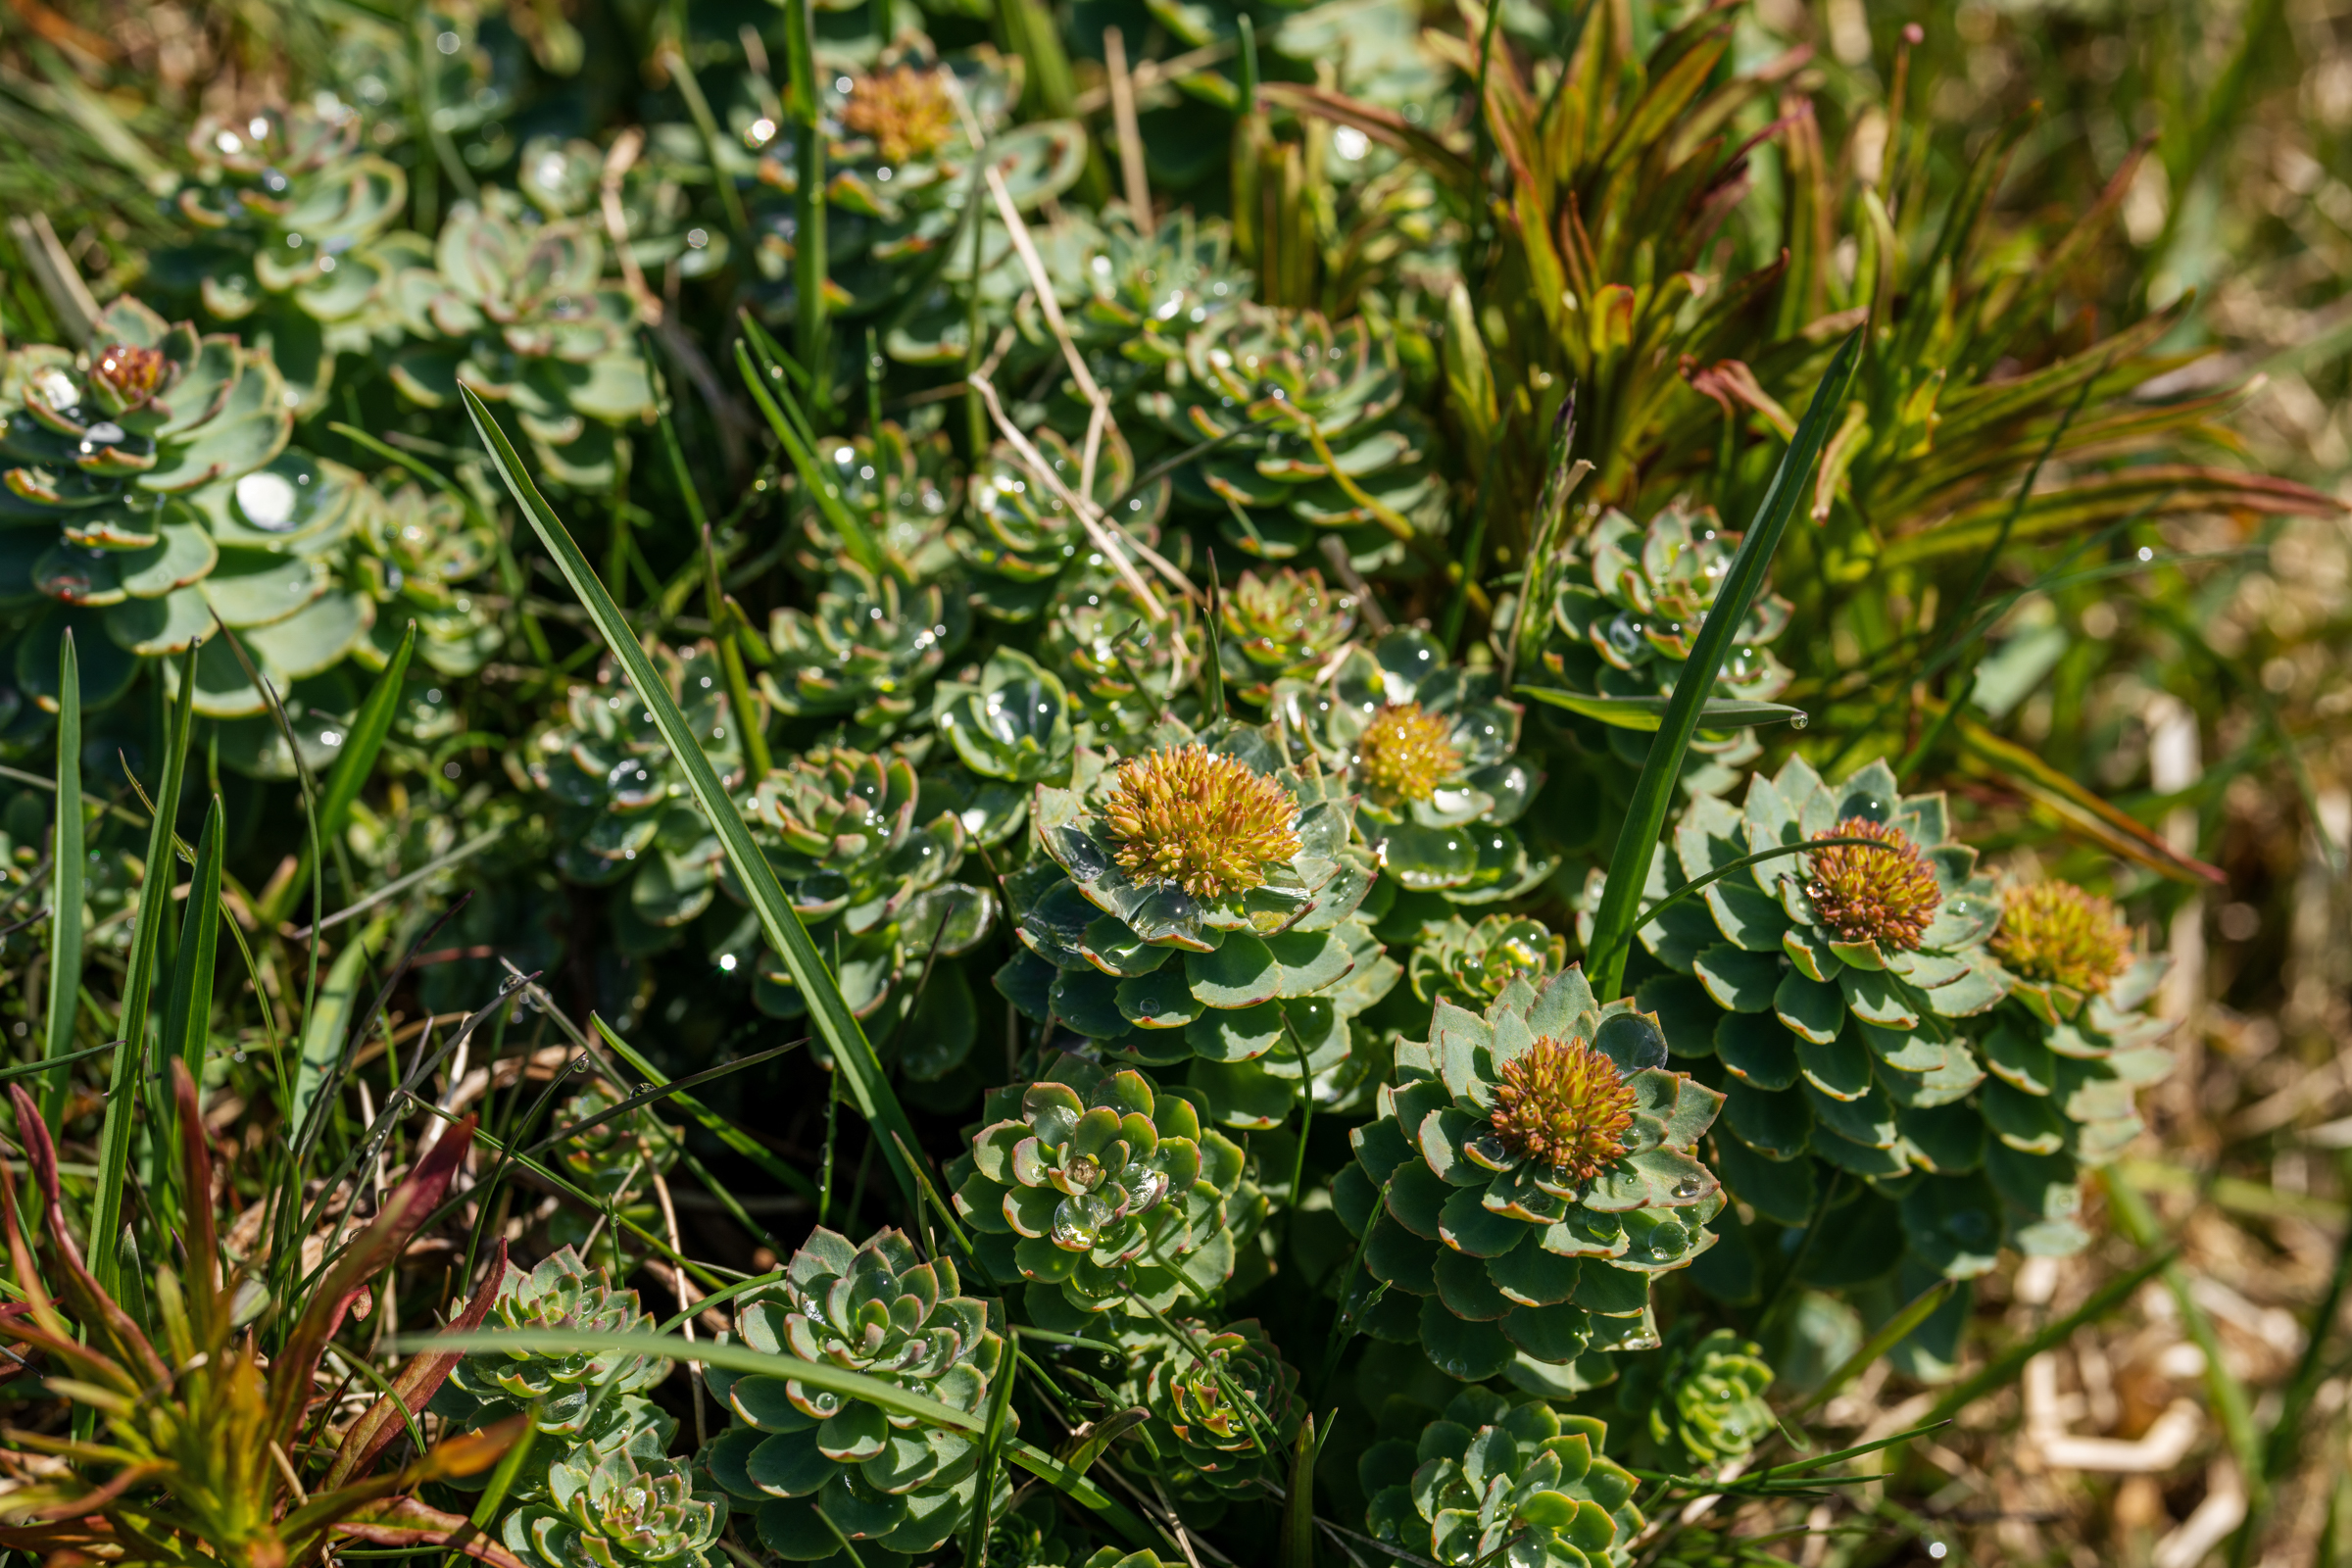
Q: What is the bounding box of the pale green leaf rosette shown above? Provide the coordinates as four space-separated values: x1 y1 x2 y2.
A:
945 1057 1247 1331
1138 306 1445 574
1216 565 1357 707
1278 628 1552 905
1038 582 1200 746
157 102 411 414
703 1226 1010 1564
1407 913 1567 1012
441 1245 669 1440
715 744 993 1028
1332 968 1725 1396
353 479 502 676
503 1448 726 1568
952 425 1170 623
517 131 729 279
787 421 961 588
1610 1325 1775 1473
1522 503 1792 800
1118 1319 1303 1508
992 720 1396 1128
0 296 385 716
931 647 1075 788
516 642 740 954
758 563 969 743
387 186 653 487
1358 1389 1645 1568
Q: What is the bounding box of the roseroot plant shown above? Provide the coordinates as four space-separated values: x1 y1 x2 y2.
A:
703 1226 1008 1561
719 742 993 1027
786 421 961 588
155 101 410 413
946 1057 1248 1330
1216 564 1358 706
1039 581 1200 744
1121 1319 1303 1508
0 296 385 716
1337 967 1725 1394
1408 913 1568 1012
388 186 654 486
993 720 1396 1127
953 428 1169 624
1609 1325 1775 1473
1358 1387 1645 1568
1513 502 1794 804
1279 628 1551 906
515 642 740 954
756 561 969 742
353 479 503 676
1138 306 1445 573
440 1245 669 1441
502 1448 725 1568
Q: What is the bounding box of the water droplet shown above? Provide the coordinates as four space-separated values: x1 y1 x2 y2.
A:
1057 826 1109 879
235 470 300 530
1594 1012 1669 1071
1671 1177 1703 1200
1605 612 1645 658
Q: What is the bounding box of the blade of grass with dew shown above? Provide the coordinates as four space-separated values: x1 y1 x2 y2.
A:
592 1015 820 1203
290 914 391 1141
266 624 416 926
1512 690 1810 732
651 357 770 778
38 627 81 1131
87 641 198 1297
1585 329 1862 1002
734 320 880 573
782 0 828 416
464 386 927 1216
159 794 223 1130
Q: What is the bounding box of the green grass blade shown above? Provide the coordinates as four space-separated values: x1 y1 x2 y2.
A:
591 1015 819 1203
159 794 224 1113
733 327 881 573
88 641 198 1296
291 914 385 1141
464 386 926 1217
1513 689 1809 732
1584 328 1862 1002
39 627 82 1131
318 623 414 844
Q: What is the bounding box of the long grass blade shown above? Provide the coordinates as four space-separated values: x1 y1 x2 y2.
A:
38 628 82 1131
87 642 198 1297
734 318 881 572
463 386 926 1216
589 1015 820 1203
1585 329 1863 1001
158 795 223 1131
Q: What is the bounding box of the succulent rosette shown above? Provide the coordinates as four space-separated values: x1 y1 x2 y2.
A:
352 479 502 676
705 1226 1008 1563
946 1057 1248 1328
441 1246 669 1440
931 647 1075 789
758 563 969 742
1122 1319 1303 1504
1520 504 1792 800
517 643 739 952
1358 1388 1645 1568
388 187 654 487
953 427 1171 623
154 102 410 414
993 720 1396 1126
1610 1325 1774 1472
788 422 961 588
1216 565 1357 705
1408 913 1568 1012
1039 583 1200 745
717 744 994 1025
0 297 389 715
503 1448 726 1568
1278 628 1552 905
757 44 1086 341
516 131 728 279
1334 967 1726 1394
1138 305 1445 573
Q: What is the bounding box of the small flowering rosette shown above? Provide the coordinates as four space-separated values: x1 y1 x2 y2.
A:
1122 1319 1303 1504
1216 565 1358 705
504 1448 726 1568
705 1226 1009 1562
946 1058 1247 1330
995 721 1393 1102
1359 1389 1644 1568
1279 629 1551 905
1335 968 1726 1396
